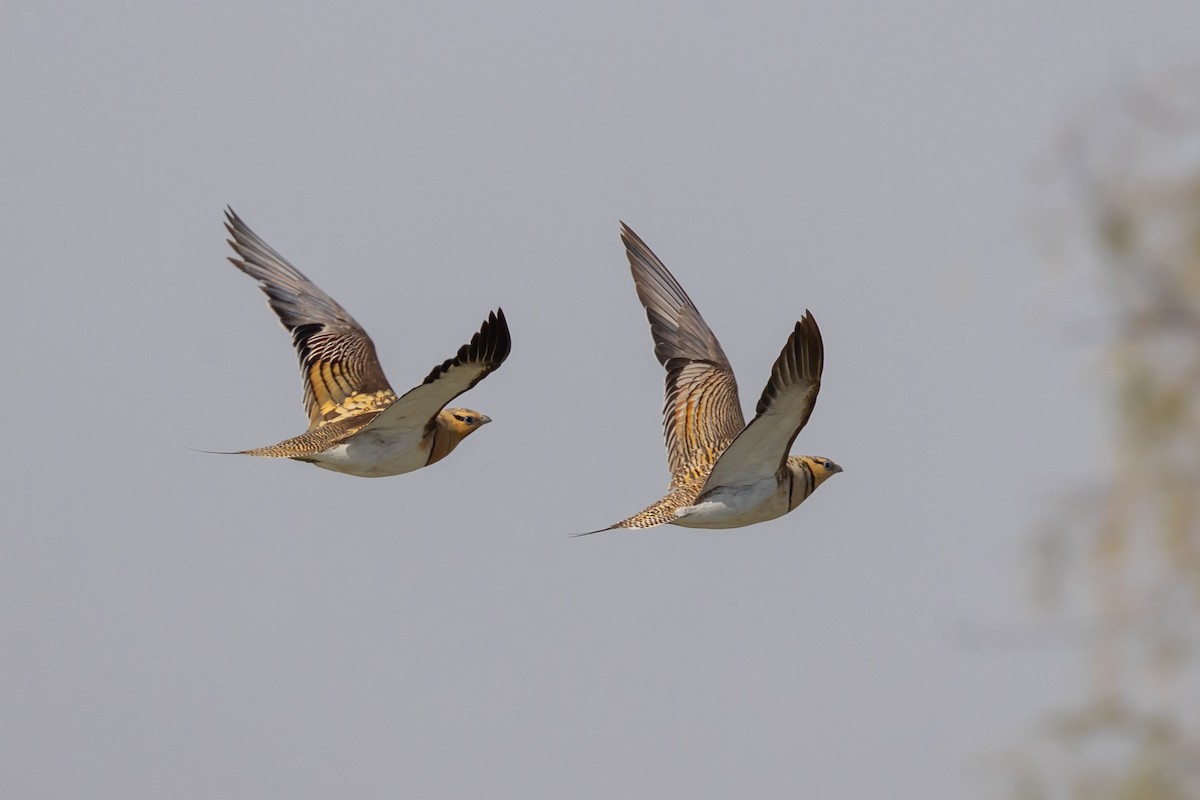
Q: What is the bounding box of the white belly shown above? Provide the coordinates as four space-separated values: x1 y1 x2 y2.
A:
304 429 432 478
671 477 790 529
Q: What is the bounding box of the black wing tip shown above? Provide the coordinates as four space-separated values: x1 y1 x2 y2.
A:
753 310 826 415
799 310 824 365
419 307 512 387
481 306 512 365
790 310 823 358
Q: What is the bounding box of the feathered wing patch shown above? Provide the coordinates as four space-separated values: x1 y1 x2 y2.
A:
224 207 396 429
661 360 745 489
359 309 511 437
700 311 824 494
621 223 746 486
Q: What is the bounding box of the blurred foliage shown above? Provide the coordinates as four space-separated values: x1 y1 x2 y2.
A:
1011 73 1200 800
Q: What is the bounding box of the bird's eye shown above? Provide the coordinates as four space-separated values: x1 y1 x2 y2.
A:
822 460 834 471
457 414 476 425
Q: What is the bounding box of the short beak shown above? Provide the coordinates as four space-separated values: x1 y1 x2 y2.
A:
479 415 493 425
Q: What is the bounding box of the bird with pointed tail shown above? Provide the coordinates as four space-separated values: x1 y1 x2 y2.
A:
580 224 841 533
210 208 510 477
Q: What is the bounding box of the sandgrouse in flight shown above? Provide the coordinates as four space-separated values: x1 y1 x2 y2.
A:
583 224 840 532
214 208 510 478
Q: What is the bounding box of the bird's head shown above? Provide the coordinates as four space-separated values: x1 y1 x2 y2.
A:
799 455 843 487
425 408 493 466
440 407 492 442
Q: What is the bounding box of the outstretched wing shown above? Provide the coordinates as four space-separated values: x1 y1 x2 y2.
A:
224 207 395 429
359 309 511 436
700 311 824 493
621 223 745 489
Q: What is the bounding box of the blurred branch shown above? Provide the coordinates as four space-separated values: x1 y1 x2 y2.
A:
1009 74 1200 800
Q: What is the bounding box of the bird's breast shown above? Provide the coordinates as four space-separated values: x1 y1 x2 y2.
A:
303 427 433 478
671 477 790 529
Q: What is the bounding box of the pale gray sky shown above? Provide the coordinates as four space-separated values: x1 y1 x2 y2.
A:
2 2 1195 798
